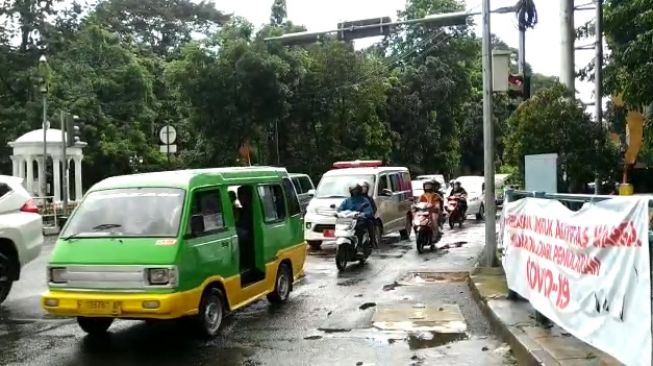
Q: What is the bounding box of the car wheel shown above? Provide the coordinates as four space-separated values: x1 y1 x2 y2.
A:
267 263 292 304
0 252 14 304
307 241 322 250
194 287 225 338
77 317 114 335
476 204 485 221
374 222 382 247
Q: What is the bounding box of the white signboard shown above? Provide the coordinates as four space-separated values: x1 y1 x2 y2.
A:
525 153 557 193
159 125 177 145
160 144 177 153
502 197 651 365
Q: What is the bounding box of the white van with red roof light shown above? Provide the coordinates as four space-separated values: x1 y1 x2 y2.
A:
304 161 413 250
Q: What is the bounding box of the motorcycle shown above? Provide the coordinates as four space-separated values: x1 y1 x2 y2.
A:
446 194 466 229
412 202 442 254
334 210 373 271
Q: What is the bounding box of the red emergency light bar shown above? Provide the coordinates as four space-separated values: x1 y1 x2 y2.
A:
332 160 383 169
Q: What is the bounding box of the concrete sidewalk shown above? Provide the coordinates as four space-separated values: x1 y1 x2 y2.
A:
468 268 620 366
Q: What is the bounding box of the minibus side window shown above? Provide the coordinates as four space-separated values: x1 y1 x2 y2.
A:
189 189 225 235
258 185 287 223
299 176 313 192
291 178 302 194
282 178 301 216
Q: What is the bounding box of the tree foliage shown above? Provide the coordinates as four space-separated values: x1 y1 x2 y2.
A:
0 0 621 193
504 84 619 192
603 0 653 107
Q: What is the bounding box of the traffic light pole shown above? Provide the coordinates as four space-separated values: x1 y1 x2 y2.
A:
481 0 497 267
60 111 69 216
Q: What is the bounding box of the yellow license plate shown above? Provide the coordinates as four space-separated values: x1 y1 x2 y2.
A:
79 300 119 315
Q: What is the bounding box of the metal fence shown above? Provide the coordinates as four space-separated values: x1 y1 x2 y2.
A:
32 196 78 234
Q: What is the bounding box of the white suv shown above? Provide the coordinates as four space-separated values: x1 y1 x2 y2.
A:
0 175 44 303
304 161 413 250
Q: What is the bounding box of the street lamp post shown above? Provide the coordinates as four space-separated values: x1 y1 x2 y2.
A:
39 55 48 197
266 6 509 267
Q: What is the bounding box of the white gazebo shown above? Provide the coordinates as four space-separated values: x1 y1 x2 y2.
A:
8 127 86 202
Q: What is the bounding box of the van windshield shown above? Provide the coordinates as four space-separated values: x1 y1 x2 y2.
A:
61 188 185 238
316 175 374 198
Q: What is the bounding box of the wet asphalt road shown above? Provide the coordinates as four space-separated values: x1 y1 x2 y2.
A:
0 222 514 366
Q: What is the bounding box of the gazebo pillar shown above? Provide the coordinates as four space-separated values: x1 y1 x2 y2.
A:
25 155 34 195
17 157 25 180
36 157 45 197
74 156 83 201
53 157 61 202
10 156 17 177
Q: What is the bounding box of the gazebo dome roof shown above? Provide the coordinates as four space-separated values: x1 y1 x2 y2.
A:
12 128 64 144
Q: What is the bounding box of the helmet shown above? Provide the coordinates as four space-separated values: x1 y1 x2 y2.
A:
348 181 363 196
423 179 437 191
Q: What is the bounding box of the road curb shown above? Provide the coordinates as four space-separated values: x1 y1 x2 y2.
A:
467 268 545 366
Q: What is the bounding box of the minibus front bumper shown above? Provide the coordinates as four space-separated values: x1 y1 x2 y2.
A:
41 290 200 319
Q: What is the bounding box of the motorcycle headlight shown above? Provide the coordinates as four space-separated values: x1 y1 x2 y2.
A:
147 267 178 286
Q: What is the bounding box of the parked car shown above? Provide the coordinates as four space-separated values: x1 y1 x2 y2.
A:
453 175 485 220
304 160 413 249
0 175 44 303
289 173 315 213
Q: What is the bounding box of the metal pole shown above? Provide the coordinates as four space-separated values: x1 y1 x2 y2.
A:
594 0 603 195
482 0 497 267
60 111 68 216
166 125 171 166
560 0 575 91
42 94 47 197
275 119 280 166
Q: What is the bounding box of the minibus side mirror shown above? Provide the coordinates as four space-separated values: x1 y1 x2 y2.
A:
190 215 205 236
307 189 316 197
381 188 393 197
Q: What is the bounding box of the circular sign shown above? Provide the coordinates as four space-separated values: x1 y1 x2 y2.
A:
159 125 177 145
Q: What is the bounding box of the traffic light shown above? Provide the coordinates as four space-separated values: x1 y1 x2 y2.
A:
66 115 82 147
507 74 531 99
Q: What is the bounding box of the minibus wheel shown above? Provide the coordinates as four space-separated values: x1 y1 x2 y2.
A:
195 286 225 337
77 317 114 335
268 263 292 304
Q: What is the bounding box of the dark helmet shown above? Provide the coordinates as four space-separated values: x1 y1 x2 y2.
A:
348 181 363 196
423 179 438 192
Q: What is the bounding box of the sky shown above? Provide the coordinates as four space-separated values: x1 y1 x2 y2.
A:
218 0 597 105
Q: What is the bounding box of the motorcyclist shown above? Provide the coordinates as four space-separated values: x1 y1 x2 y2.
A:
418 180 443 240
450 180 468 216
360 181 378 246
337 181 375 249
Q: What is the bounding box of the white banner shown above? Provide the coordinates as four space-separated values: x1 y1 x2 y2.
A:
502 197 652 366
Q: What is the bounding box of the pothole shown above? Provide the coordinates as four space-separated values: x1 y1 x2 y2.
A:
407 331 468 350
359 302 376 310
338 278 364 287
383 282 402 291
397 271 468 286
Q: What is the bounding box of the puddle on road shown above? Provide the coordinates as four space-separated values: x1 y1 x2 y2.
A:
406 331 468 350
338 278 364 287
382 282 402 291
397 272 468 286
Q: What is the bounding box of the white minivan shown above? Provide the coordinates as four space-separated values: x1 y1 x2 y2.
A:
304 161 413 249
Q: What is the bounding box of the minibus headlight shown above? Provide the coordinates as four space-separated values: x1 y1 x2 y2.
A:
147 268 177 286
49 267 68 284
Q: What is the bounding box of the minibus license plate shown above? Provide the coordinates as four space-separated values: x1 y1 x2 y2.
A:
324 229 335 238
79 300 116 315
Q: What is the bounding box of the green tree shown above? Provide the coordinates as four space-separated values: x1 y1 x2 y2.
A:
504 84 618 192
93 0 229 55
270 0 287 26
603 0 653 107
